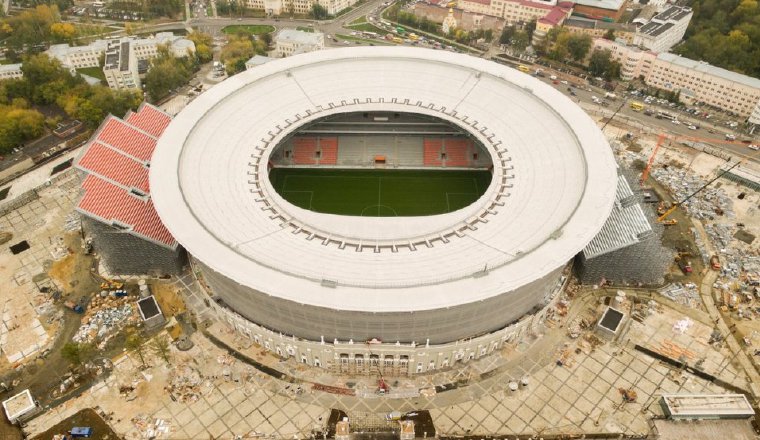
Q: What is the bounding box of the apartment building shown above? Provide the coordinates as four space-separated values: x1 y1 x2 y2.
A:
46 33 194 72
244 0 357 15
592 38 655 81
647 53 760 118
103 40 141 90
47 40 109 70
633 5 692 52
589 39 760 120
455 0 571 42
273 29 325 57
0 63 23 81
564 16 636 44
571 0 627 21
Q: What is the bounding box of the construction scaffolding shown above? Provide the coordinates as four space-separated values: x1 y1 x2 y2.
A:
576 170 673 285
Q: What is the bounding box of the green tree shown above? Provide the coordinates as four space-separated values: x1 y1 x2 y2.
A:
1 5 60 50
126 333 148 367
150 335 172 364
144 47 194 102
524 19 537 42
588 48 620 80
499 25 516 45
512 31 530 51
603 29 616 40
60 342 94 366
310 3 329 19
567 34 592 62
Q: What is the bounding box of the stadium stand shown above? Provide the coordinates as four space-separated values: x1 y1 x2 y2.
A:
317 137 338 165
395 137 424 167
336 136 366 166
125 103 172 138
423 139 443 166
293 137 318 165
444 139 472 167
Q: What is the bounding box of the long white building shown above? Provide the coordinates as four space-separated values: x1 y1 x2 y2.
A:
272 29 324 57
244 0 357 15
591 38 760 121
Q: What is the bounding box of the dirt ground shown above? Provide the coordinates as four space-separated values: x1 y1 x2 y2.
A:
48 232 101 300
150 282 186 318
31 408 119 440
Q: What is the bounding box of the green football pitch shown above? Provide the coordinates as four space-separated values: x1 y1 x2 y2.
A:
269 168 492 217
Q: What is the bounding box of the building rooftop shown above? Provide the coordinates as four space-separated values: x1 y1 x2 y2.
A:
571 0 626 12
277 29 324 46
2 390 35 422
653 5 692 22
150 47 617 312
656 52 760 90
661 394 755 418
246 55 274 68
0 63 21 73
582 174 652 259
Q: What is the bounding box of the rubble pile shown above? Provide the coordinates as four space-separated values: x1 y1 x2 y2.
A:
132 414 174 438
659 283 702 308
72 295 139 345
650 167 734 220
166 365 204 403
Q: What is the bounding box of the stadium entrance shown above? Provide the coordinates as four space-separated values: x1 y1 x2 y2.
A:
268 112 493 217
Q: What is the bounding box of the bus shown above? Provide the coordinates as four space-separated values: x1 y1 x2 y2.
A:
517 65 530 73
396 26 405 35
629 101 644 112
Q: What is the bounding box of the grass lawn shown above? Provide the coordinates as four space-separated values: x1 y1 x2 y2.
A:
349 15 367 25
269 168 491 217
222 24 275 35
76 67 106 83
346 22 386 34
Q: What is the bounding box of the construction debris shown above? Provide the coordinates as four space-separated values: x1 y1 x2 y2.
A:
72 295 139 346
659 283 702 308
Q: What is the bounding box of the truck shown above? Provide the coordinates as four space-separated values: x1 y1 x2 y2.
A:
678 260 693 274
605 92 617 100
517 65 530 73
64 301 84 314
629 101 644 111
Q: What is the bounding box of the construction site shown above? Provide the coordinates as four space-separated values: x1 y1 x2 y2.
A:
0 48 759 440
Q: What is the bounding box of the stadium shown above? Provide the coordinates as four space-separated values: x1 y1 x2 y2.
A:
82 47 622 375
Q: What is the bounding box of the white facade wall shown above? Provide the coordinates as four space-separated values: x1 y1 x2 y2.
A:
274 30 325 57
244 0 357 15
592 38 655 81
0 63 23 81
104 41 141 90
202 267 567 376
646 55 760 118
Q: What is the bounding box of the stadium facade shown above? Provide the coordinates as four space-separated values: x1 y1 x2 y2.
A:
79 48 627 375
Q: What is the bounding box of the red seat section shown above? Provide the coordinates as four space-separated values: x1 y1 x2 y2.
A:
293 137 318 165
318 137 338 165
444 138 472 167
423 138 443 166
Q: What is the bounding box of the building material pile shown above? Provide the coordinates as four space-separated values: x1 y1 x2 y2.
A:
131 414 174 438
659 283 701 308
72 295 139 346
650 167 734 220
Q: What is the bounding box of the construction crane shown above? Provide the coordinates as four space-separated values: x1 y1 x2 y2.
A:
640 133 752 185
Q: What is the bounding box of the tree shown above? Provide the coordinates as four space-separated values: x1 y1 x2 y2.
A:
567 34 592 62
603 29 616 40
187 31 214 63
150 335 172 364
1 5 61 50
50 22 77 43
310 3 329 19
0 105 46 153
588 48 620 80
499 25 516 45
60 342 94 366
512 31 530 51
524 19 537 42
144 47 195 101
126 333 148 367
